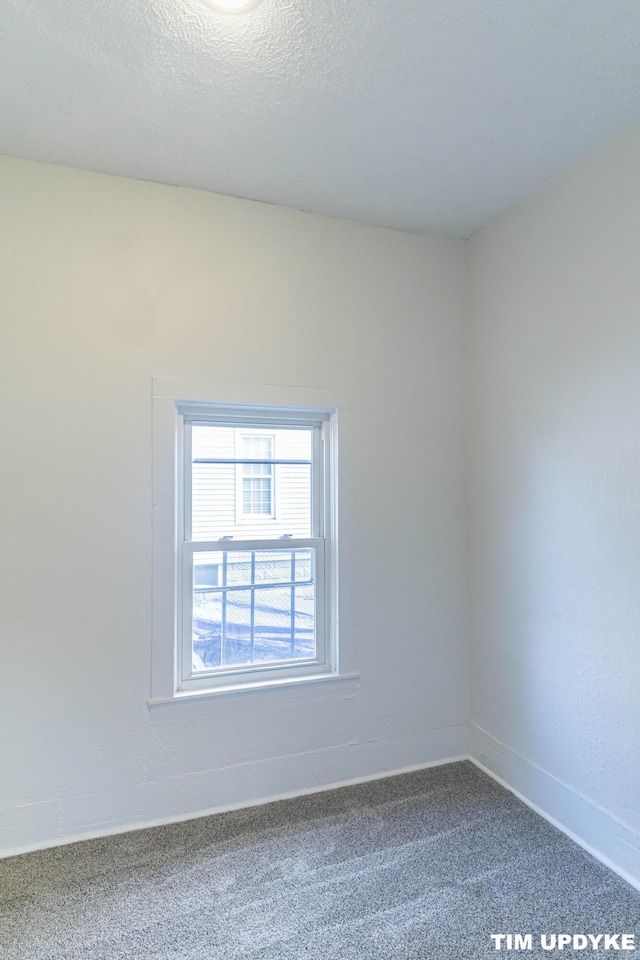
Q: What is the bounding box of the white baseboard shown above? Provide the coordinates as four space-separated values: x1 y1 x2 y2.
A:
9 718 639 897
468 722 640 893
0 726 468 859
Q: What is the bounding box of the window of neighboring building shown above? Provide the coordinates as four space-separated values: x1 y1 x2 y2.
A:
239 433 275 518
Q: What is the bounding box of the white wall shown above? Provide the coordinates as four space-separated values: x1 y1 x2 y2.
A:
468 120 640 883
0 156 469 853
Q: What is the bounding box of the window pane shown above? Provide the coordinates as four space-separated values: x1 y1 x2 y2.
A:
242 435 272 461
192 548 316 671
191 424 312 539
242 477 272 515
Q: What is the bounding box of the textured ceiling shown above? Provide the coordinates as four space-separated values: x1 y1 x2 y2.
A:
2 0 640 236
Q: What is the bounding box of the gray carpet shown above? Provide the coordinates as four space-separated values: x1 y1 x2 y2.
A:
2 761 639 959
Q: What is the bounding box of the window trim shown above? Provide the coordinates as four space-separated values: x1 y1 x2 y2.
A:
180 407 330 691
150 382 342 703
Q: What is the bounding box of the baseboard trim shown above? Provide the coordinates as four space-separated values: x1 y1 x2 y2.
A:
1 752 468 861
7 732 640 898
467 723 640 893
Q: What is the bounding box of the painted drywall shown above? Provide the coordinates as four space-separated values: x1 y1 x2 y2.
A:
468 119 640 882
0 156 468 853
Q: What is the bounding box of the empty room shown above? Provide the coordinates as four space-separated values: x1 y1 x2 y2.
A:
1 1 640 957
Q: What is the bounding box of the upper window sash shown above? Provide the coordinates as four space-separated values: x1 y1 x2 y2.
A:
176 402 330 426
180 408 326 545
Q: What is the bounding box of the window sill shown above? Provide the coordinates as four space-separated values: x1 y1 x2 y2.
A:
148 671 360 706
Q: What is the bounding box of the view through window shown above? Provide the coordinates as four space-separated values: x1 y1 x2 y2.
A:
177 408 331 689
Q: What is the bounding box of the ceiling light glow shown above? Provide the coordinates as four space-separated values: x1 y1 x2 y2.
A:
207 0 259 10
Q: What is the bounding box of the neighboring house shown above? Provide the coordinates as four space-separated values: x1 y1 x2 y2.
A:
192 425 312 542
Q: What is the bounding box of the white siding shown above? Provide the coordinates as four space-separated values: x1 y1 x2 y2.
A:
191 425 312 541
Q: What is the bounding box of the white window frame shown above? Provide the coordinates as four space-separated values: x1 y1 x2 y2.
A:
151 381 342 702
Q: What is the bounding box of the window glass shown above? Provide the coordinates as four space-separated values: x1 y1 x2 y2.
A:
192 547 316 671
191 424 312 540
241 435 273 515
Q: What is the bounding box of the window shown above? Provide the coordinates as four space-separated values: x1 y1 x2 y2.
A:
172 403 336 693
239 433 274 518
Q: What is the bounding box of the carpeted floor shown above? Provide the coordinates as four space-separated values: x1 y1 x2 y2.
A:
2 761 639 959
